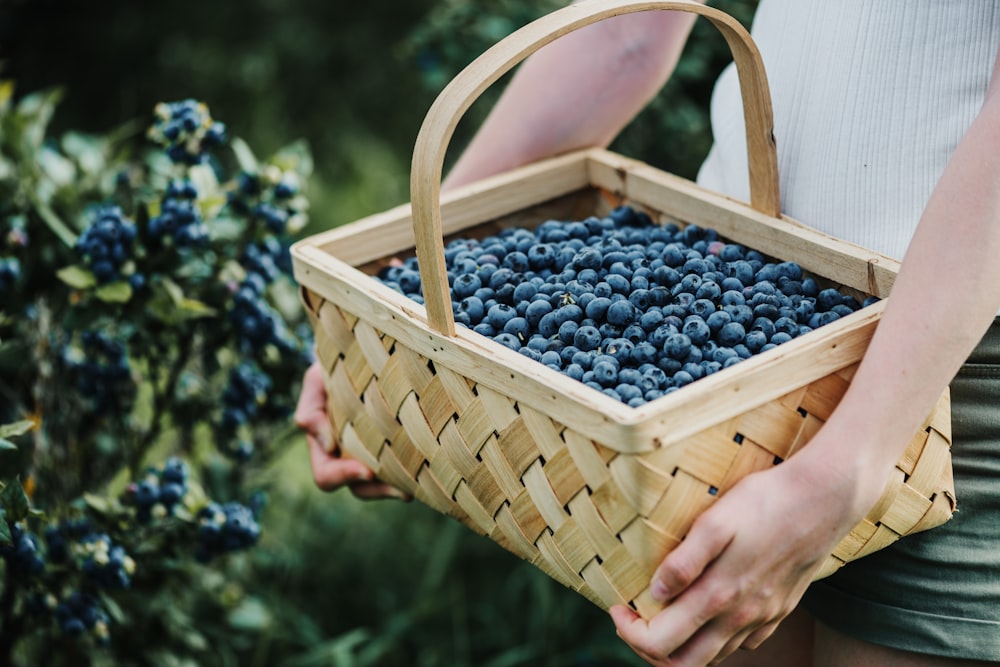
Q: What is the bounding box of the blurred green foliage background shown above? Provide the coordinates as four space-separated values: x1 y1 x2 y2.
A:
0 0 756 664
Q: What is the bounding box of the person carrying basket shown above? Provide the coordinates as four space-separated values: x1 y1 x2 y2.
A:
296 1 1000 664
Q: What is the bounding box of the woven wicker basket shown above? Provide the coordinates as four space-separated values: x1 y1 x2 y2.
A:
291 0 955 620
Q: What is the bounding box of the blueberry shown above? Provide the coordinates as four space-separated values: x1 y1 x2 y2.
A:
459 296 486 323
663 333 692 360
573 325 602 352
682 316 711 346
487 303 517 330
606 300 637 327
592 360 619 387
452 273 481 300
718 321 746 347
557 320 580 345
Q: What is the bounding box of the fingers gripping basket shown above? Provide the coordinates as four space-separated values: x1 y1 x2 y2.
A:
292 0 955 619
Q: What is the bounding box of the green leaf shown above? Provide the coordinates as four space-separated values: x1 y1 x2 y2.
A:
83 493 113 514
61 131 108 176
230 136 259 174
187 164 220 199
148 279 217 324
0 420 34 439
34 199 79 247
0 477 30 523
271 139 314 178
0 514 11 548
37 144 77 186
226 596 273 631
57 264 98 289
95 281 133 303
207 216 245 242
0 439 17 452
98 590 126 623
16 87 63 150
0 80 14 111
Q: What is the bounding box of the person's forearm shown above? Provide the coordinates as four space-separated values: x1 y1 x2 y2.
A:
443 5 700 190
806 60 1000 500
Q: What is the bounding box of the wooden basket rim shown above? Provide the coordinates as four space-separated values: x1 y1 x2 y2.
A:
293 150 900 453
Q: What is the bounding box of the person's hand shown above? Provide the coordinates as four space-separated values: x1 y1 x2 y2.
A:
294 361 409 500
610 440 885 666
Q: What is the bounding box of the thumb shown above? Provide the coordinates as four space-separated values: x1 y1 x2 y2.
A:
294 362 334 450
650 512 733 603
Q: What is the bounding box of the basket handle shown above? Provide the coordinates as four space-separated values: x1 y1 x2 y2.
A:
412 0 780 336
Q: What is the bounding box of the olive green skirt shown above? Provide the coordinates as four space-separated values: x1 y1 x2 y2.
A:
803 319 1000 660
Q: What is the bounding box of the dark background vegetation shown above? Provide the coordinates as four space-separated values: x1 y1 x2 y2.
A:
0 0 757 664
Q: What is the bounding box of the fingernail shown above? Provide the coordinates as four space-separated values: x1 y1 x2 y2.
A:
650 579 670 603
386 487 411 501
318 429 334 453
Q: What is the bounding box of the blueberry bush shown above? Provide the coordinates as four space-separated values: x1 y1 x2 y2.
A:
0 85 313 665
0 2 777 665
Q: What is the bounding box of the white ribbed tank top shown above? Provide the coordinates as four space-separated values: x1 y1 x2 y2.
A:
696 1 1000 260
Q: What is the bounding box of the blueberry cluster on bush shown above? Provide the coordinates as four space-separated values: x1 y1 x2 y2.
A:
43 517 94 563
195 501 261 562
379 206 870 407
53 590 111 644
76 533 136 590
74 205 138 284
147 99 226 165
241 237 291 282
229 274 298 355
0 522 45 577
70 331 134 415
123 456 192 523
220 361 272 440
228 166 307 237
148 179 209 247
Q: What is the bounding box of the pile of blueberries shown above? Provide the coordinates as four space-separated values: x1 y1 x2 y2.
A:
148 99 227 165
378 205 871 407
74 205 138 285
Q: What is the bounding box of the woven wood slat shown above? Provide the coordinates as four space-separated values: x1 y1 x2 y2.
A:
609 455 675 516
567 491 623 560
522 460 571 531
509 489 549 545
437 420 480 482
481 435 528 501
418 376 459 436
493 501 539 561
536 528 589 593
552 517 597 574
435 366 478 412
518 405 573 460
591 480 640 535
362 380 402 442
